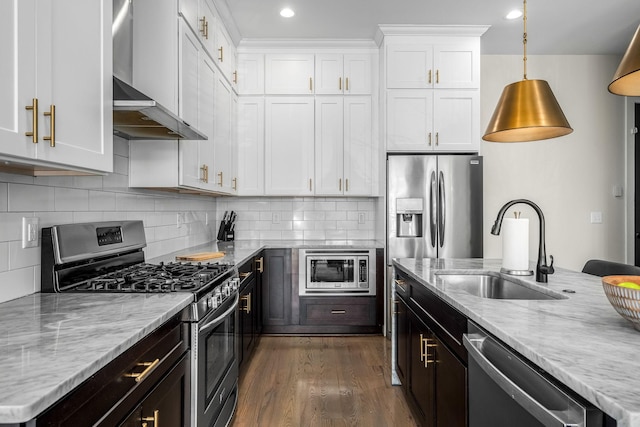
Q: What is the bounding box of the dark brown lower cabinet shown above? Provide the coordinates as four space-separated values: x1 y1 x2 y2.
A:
396 290 467 427
238 257 259 370
261 248 293 332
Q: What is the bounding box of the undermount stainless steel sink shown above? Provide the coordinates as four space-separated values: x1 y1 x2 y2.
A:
435 273 567 300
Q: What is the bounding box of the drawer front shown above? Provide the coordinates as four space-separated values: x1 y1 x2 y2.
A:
300 297 376 326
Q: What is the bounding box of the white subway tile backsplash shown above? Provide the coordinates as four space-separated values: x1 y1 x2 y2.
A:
281 230 304 240
8 183 56 211
336 201 358 211
0 183 7 212
89 190 116 211
72 212 104 224
9 241 40 270
114 154 129 175
0 213 28 241
72 175 104 190
314 201 336 211
325 211 347 221
325 229 348 240
260 230 283 240
0 242 8 272
55 187 89 211
0 172 34 185
113 136 129 157
304 230 326 240
304 211 325 221
0 267 36 302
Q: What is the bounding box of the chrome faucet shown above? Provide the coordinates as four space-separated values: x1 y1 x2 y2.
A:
491 199 554 283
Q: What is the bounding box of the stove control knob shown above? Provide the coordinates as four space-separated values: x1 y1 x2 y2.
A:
222 284 231 297
230 278 239 290
206 296 214 309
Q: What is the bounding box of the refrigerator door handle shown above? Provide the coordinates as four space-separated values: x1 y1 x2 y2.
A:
438 171 445 248
430 171 437 248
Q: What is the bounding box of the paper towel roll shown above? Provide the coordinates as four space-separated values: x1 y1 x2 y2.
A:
502 218 530 271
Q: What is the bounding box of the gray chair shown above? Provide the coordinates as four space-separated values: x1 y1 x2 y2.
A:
581 259 640 277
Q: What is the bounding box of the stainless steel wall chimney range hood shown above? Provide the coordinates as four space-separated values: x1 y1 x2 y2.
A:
112 0 207 141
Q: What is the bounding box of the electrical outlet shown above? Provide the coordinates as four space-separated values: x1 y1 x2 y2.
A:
22 217 40 248
272 212 281 224
358 213 366 224
590 212 603 224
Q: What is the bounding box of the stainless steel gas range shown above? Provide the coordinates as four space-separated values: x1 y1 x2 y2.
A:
41 220 239 427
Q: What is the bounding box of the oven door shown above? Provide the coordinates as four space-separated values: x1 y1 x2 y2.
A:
195 293 239 427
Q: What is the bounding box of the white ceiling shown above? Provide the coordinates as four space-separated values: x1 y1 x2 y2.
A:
216 0 640 55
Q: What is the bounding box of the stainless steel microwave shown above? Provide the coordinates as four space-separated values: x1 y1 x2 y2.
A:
299 249 376 296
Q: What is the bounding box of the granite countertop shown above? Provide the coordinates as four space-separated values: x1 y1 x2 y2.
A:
0 292 193 424
393 258 640 427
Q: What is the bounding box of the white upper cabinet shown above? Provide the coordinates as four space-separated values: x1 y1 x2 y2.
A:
315 97 372 196
315 54 372 95
265 54 315 95
386 89 479 152
0 0 112 174
180 0 217 60
237 53 265 95
265 97 315 195
386 39 480 89
237 97 264 195
215 24 237 88
213 75 236 194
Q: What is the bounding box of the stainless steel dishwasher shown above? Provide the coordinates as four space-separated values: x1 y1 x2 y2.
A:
464 322 604 427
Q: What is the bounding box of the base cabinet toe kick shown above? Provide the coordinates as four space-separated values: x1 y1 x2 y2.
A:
391 268 617 427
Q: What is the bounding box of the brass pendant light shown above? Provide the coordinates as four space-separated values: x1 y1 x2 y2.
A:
609 24 640 96
483 0 573 142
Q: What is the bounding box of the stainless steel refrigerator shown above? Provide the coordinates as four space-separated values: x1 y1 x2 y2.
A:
387 154 483 264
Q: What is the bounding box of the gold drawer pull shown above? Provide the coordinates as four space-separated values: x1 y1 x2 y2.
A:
142 409 160 427
309 77 313 91
256 257 264 273
436 69 440 84
125 358 160 383
233 70 238 84
239 272 251 279
345 77 349 91
428 69 432 84
331 310 346 314
218 46 224 62
232 177 237 190
43 104 55 147
241 293 251 313
217 171 223 186
339 77 342 90
25 98 38 143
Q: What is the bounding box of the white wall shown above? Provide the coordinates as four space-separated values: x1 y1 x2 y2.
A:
481 55 626 271
0 137 218 303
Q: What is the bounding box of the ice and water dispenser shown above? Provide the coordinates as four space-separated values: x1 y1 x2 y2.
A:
396 198 423 237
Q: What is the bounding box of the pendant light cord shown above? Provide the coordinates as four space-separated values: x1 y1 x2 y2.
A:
523 0 528 80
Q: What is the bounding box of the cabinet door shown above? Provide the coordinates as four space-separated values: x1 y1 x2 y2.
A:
386 44 432 89
239 277 256 368
265 54 315 94
435 336 467 427
343 96 372 195
194 55 218 192
178 20 202 189
140 354 190 427
36 0 113 172
315 97 344 196
215 25 235 83
213 76 233 193
386 90 433 152
409 308 436 427
433 42 479 89
0 0 36 160
343 54 372 95
433 90 479 152
237 53 265 95
396 296 409 386
315 54 343 95
262 249 292 327
178 0 199 37
264 97 314 195
237 97 265 195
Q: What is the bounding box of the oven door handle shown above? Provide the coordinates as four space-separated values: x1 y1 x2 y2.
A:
198 293 239 334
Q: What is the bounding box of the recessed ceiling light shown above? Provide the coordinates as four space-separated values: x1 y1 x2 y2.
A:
280 8 295 18
506 9 523 20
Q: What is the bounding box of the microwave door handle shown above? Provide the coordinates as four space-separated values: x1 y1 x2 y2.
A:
198 293 239 334
463 334 579 427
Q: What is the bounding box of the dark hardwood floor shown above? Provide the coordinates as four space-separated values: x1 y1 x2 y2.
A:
231 335 417 427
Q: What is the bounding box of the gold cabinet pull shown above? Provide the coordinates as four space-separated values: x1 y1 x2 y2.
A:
345 77 349 91
436 69 439 84
428 69 432 84
217 171 223 186
43 104 55 147
232 177 237 190
339 178 342 191
436 132 439 146
218 46 223 62
125 359 160 383
428 132 432 146
420 335 437 367
339 77 342 90
241 293 252 313
331 310 346 314
25 98 38 143
309 77 313 92
345 179 349 192
204 20 209 39
199 17 207 38
233 70 238 84
142 409 160 427
200 164 208 182
394 279 405 285
256 257 264 273
392 299 399 315
239 272 252 279
309 178 312 191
